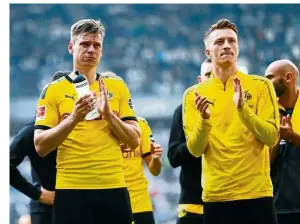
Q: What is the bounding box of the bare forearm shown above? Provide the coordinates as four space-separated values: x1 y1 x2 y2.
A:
148 157 162 176
186 118 212 158
238 104 279 148
105 111 140 149
34 115 78 157
290 132 300 148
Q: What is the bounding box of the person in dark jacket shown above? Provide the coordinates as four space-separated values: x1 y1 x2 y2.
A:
10 71 70 224
265 60 300 224
168 59 212 224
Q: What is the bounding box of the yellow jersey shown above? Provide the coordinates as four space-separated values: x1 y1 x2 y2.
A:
183 71 280 202
35 72 137 189
121 117 153 213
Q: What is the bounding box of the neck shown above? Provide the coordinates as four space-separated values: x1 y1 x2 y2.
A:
279 86 298 109
213 63 238 85
74 65 97 84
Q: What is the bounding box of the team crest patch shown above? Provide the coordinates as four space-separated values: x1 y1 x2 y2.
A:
36 106 46 121
244 90 252 101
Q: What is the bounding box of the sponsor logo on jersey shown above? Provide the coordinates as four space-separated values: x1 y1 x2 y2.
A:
65 94 76 101
207 99 216 107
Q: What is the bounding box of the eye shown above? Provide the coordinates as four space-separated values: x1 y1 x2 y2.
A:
81 42 89 47
215 40 224 45
94 43 101 49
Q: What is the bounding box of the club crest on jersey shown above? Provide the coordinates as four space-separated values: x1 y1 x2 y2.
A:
36 106 46 121
128 99 134 109
244 90 253 108
106 91 114 99
244 90 252 101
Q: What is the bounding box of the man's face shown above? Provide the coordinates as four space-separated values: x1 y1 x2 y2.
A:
265 68 286 97
205 29 238 67
69 32 103 68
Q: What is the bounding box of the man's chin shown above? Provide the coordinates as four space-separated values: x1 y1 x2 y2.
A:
219 59 235 67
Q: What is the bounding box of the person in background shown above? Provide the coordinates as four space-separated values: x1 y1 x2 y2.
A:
265 59 300 224
167 58 212 224
10 71 70 224
101 71 163 224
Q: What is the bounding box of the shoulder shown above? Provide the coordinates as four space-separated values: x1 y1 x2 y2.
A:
101 74 129 91
39 76 70 100
11 120 34 145
175 104 182 114
183 84 199 99
247 74 274 92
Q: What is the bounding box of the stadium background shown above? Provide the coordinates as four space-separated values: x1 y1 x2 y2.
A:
10 4 300 223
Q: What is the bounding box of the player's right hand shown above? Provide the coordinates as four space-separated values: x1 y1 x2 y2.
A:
38 187 55 205
71 93 97 122
195 92 211 119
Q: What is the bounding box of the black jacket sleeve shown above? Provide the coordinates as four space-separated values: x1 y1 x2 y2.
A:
168 104 198 168
10 119 41 200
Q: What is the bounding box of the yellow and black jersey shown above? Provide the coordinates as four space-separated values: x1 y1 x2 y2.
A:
183 70 280 202
121 117 153 213
35 71 137 189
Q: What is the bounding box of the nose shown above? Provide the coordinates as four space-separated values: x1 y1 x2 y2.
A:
87 44 95 54
223 40 231 50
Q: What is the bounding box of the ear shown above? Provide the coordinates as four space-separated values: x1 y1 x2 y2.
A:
205 49 211 60
197 75 202 83
285 72 293 83
68 41 73 55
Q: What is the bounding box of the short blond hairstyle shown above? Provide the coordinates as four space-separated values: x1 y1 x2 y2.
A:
70 19 105 43
203 19 238 42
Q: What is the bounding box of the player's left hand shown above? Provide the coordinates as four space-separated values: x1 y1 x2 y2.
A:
233 77 245 109
280 114 294 140
151 143 163 160
96 78 111 117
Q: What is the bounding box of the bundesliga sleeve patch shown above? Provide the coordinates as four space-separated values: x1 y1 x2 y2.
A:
36 106 46 121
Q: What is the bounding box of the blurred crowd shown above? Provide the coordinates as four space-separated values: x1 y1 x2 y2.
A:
10 4 300 98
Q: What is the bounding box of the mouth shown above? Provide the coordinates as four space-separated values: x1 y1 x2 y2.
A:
220 52 234 57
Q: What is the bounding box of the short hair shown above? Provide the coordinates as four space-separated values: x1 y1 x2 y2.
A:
200 58 212 76
52 71 71 81
70 19 105 43
203 19 238 41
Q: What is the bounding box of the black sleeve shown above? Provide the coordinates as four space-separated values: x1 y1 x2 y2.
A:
167 104 198 168
10 120 41 200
